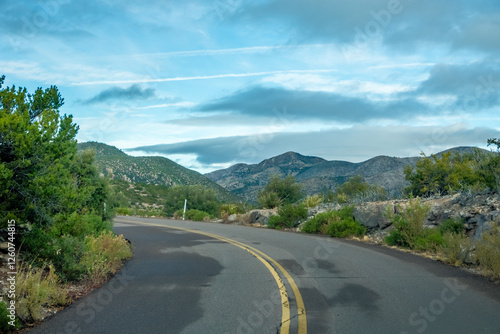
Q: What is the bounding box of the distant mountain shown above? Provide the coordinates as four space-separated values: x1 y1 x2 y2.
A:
77 142 237 202
205 147 486 203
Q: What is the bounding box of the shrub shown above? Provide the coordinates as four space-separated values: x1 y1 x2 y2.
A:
414 228 445 252
439 232 473 266
475 224 500 278
267 215 287 229
0 301 20 332
15 264 69 324
268 204 307 229
385 229 409 247
304 194 323 208
218 203 245 217
301 206 364 238
80 231 133 283
258 191 282 209
326 218 366 238
184 209 212 221
385 198 430 250
258 175 303 208
302 211 336 234
439 218 465 235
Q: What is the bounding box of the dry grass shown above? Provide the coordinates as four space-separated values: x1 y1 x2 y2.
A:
475 224 500 278
15 264 69 323
80 231 132 284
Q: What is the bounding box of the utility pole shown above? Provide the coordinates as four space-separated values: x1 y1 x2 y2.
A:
182 199 187 221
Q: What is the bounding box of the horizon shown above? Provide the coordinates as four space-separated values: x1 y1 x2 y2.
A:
2 1 499 173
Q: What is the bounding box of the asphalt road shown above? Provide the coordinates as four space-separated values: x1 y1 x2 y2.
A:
28 216 500 334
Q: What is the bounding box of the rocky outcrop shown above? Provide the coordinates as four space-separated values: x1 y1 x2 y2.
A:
248 209 277 225
352 192 500 238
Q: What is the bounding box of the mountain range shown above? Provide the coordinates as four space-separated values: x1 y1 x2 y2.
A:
79 142 486 204
205 147 484 203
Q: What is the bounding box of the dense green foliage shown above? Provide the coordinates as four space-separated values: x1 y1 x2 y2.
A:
267 203 308 229
258 175 303 208
301 206 365 238
176 209 212 221
333 175 387 204
439 218 465 235
163 184 220 217
404 148 500 197
0 76 119 281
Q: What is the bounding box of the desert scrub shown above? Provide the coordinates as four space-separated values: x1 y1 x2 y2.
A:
80 231 133 283
384 198 443 251
438 232 473 266
304 194 323 208
475 224 500 278
15 264 69 324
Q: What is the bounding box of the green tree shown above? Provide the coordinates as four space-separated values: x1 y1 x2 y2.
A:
163 184 220 217
403 149 499 197
0 75 112 279
334 175 387 203
258 175 303 208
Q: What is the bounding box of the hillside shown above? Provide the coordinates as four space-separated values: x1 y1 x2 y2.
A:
205 147 486 203
77 142 238 202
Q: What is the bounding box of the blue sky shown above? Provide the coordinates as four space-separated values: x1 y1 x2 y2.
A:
1 0 499 173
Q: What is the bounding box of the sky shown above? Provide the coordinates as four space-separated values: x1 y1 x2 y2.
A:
1 0 499 173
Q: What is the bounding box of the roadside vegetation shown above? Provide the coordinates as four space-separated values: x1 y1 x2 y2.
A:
301 206 365 238
0 76 132 331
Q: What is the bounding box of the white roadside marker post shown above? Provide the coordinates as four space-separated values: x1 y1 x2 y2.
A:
183 199 187 221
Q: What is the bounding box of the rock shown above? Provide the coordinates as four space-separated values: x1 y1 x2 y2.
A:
353 202 393 232
227 214 238 223
308 203 341 217
248 209 277 225
350 192 500 239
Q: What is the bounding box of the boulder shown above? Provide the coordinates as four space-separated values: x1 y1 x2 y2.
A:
248 209 277 225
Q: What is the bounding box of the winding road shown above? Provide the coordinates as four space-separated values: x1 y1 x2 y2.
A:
28 216 500 334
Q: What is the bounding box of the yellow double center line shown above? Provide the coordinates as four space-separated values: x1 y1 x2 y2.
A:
117 219 307 334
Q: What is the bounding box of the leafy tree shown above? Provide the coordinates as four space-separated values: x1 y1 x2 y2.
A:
0 75 112 279
404 148 499 197
258 175 303 208
163 184 220 217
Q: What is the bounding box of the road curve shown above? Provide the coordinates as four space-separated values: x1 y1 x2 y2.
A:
28 216 500 334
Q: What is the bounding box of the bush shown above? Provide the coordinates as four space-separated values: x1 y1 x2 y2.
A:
304 194 323 208
439 218 465 235
22 228 86 282
267 215 287 229
385 198 431 250
301 206 364 238
0 301 20 332
414 228 445 252
385 229 409 247
80 231 133 283
475 224 500 278
218 203 245 217
439 232 473 266
15 264 69 324
258 175 303 208
268 204 307 229
302 211 336 234
181 209 212 221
